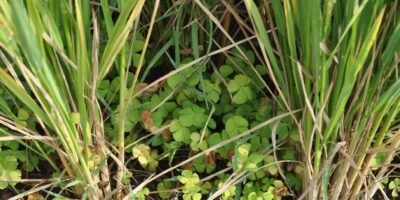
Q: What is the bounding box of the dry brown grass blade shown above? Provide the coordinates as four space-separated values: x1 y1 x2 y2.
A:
90 8 112 195
0 115 61 152
9 180 64 200
298 142 345 200
0 135 54 141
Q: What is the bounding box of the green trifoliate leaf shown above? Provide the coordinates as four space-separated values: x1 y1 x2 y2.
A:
170 121 191 143
199 80 222 103
0 153 21 189
225 115 248 136
178 105 208 128
190 132 208 151
227 74 254 104
132 144 151 165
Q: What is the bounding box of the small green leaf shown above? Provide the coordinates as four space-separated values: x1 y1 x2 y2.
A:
236 143 251 170
132 53 142 67
235 74 251 86
190 132 208 151
263 155 278 176
274 180 284 188
199 80 222 103
255 64 268 75
389 180 397 189
167 74 181 88
219 65 233 77
192 193 202 200
208 133 222 146
245 50 255 64
157 181 172 199
170 121 191 143
227 79 240 92
249 153 264 163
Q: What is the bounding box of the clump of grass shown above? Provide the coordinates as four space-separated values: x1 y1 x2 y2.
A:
245 0 400 199
0 0 146 198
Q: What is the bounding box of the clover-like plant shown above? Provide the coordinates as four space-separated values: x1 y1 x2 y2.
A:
234 143 264 171
286 173 302 191
111 98 142 133
217 181 236 200
241 182 274 200
227 74 254 104
0 151 22 189
176 88 197 105
157 181 173 199
132 144 159 172
263 155 279 176
133 187 150 200
193 155 216 174
142 94 177 127
215 89 235 115
225 115 249 136
235 103 255 120
218 65 234 78
200 181 213 195
98 75 125 104
248 170 267 181
167 58 200 88
131 40 145 68
178 170 202 200
249 130 270 152
198 79 222 103
389 178 400 197
209 115 249 159
169 120 191 144
178 102 209 128
190 132 208 151
14 108 30 127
